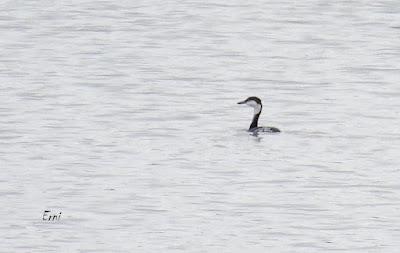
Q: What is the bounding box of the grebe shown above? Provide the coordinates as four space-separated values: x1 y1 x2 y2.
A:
237 96 280 133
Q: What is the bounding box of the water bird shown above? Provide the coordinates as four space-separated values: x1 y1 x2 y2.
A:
237 96 280 133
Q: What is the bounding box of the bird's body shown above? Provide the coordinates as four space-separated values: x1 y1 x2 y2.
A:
250 126 281 133
237 96 280 133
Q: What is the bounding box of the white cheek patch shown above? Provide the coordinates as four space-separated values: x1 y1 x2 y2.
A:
246 100 261 114
246 100 257 107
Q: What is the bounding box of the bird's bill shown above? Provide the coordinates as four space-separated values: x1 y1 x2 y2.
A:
237 100 246 104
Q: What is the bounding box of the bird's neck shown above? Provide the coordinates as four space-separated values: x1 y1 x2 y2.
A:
249 105 262 130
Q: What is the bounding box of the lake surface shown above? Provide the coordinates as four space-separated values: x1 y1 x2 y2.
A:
1 0 400 252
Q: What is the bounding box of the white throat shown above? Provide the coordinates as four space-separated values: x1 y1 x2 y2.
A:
253 104 262 115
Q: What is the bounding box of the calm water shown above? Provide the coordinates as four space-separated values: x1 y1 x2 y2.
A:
1 1 400 252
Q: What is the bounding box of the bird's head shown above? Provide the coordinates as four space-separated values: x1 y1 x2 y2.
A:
237 96 262 114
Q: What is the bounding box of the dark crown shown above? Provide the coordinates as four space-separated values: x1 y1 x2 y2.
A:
245 96 262 105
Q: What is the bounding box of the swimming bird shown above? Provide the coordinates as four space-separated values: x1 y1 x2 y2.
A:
237 96 280 133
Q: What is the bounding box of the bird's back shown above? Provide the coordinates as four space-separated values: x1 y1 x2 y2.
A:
249 126 280 133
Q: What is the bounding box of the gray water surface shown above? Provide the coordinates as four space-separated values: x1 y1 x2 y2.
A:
1 1 400 252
